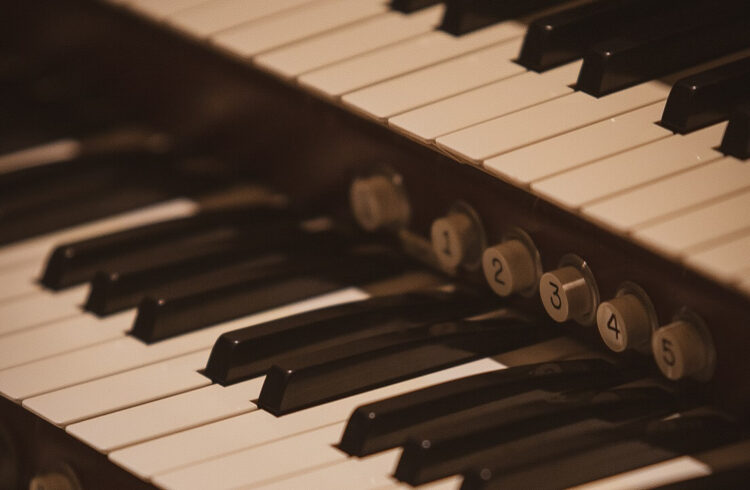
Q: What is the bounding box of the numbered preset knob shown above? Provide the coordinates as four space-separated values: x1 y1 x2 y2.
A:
652 318 715 382
430 206 484 270
597 287 655 353
539 264 598 325
349 174 409 232
482 240 538 296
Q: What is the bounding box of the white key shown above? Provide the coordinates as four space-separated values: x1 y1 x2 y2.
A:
527 123 726 209
584 156 750 233
488 102 670 186
436 81 670 165
255 6 444 79
213 0 387 58
739 274 750 295
128 0 212 20
570 456 711 490
0 285 88 336
68 377 264 452
0 310 133 370
0 138 80 174
109 358 503 479
299 21 525 97
253 448 401 490
685 232 750 282
343 38 524 121
389 61 579 143
23 350 211 426
153 422 348 489
0 263 41 301
634 189 750 257
0 288 368 401
166 0 318 39
0 198 197 272
411 476 462 489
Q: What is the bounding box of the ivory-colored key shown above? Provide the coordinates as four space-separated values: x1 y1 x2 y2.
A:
436 82 670 165
584 156 750 233
255 6 444 79
487 102 670 187
528 123 726 209
685 232 750 282
0 285 88 336
343 38 524 121
0 139 80 174
23 350 211 426
570 456 711 490
127 0 209 20
0 310 134 370
109 359 503 479
0 263 41 301
213 0 387 58
299 21 525 97
166 0 317 39
634 189 750 257
68 377 264 452
0 199 198 272
390 61 579 143
152 422 349 489
0 288 368 401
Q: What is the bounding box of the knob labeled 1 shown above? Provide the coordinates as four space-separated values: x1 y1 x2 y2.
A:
430 203 484 271
652 314 715 382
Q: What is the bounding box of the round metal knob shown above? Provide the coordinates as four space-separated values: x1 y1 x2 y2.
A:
349 174 409 232
29 473 77 490
597 285 656 353
482 240 537 297
652 317 715 381
539 258 598 325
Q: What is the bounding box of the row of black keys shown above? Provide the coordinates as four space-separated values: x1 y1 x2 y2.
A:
14 196 750 489
394 0 750 157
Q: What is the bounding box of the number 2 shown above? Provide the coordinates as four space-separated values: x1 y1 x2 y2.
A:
491 257 505 285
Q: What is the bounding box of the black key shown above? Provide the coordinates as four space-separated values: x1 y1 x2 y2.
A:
394 386 677 485
439 0 570 36
652 466 750 490
720 102 750 159
131 248 414 344
205 288 497 385
471 414 739 490
85 228 358 317
257 309 552 415
518 0 682 72
577 1 750 97
0 183 175 246
40 206 292 290
339 359 630 457
661 56 750 133
390 0 442 13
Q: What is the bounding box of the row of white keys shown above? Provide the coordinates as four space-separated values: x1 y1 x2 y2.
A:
342 38 524 121
527 122 725 209
111 358 505 482
213 0 388 58
125 0 215 20
684 232 750 284
486 101 671 186
584 155 750 233
0 285 89 336
0 287 368 401
0 198 198 272
107 337 588 483
437 81 671 165
254 5 445 80
0 310 135 371
390 61 581 143
166 0 321 39
23 349 212 426
299 20 526 98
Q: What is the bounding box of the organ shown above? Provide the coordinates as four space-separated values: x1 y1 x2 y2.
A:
1 0 750 488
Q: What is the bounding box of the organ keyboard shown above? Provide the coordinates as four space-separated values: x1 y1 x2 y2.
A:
2 0 750 489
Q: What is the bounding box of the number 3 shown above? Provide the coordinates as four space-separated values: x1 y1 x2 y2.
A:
548 281 562 310
661 338 676 366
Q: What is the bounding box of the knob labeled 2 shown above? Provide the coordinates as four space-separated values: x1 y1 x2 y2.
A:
482 235 540 297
